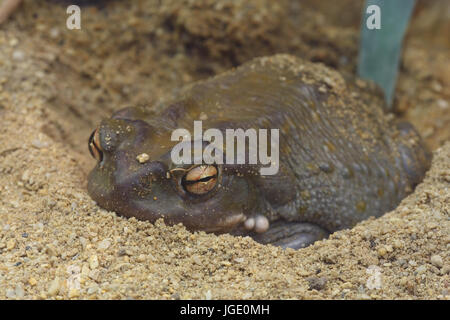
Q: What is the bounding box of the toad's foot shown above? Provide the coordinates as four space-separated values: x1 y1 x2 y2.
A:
249 220 329 249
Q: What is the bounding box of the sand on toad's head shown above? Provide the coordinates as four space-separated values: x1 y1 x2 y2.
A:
0 0 448 299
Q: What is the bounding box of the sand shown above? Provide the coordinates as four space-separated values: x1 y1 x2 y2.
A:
0 0 448 299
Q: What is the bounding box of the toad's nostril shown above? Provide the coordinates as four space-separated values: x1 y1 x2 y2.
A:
88 128 103 162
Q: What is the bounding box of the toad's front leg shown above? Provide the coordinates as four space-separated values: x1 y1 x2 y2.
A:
0 0 22 24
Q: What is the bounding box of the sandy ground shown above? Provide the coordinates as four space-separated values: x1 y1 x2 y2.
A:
0 0 449 299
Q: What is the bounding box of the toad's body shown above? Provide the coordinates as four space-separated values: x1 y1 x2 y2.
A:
87 55 430 248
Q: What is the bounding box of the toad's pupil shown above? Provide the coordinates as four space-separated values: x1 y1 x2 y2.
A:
88 129 103 162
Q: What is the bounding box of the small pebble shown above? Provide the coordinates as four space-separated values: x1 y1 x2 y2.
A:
5 288 15 299
46 244 58 257
242 292 252 299
6 239 15 251
409 260 417 267
441 265 450 275
12 50 25 61
244 218 255 230
254 215 269 233
416 265 427 274
88 269 100 281
307 277 327 290
362 230 372 240
342 282 353 289
49 28 60 38
31 138 50 149
233 257 244 263
68 288 80 298
97 239 111 250
79 237 88 248
81 264 90 278
171 292 181 300
28 277 37 286
87 286 98 295
15 284 25 299
377 247 387 257
393 239 403 249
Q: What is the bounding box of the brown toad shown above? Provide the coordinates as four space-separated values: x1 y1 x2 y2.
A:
87 55 431 249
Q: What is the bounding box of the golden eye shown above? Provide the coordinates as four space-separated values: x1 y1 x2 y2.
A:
182 165 218 195
88 128 103 162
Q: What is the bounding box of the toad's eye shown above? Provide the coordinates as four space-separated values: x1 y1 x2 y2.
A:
182 165 218 195
88 128 103 162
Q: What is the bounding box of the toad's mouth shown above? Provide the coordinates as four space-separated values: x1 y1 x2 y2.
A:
188 212 272 235
99 192 251 234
